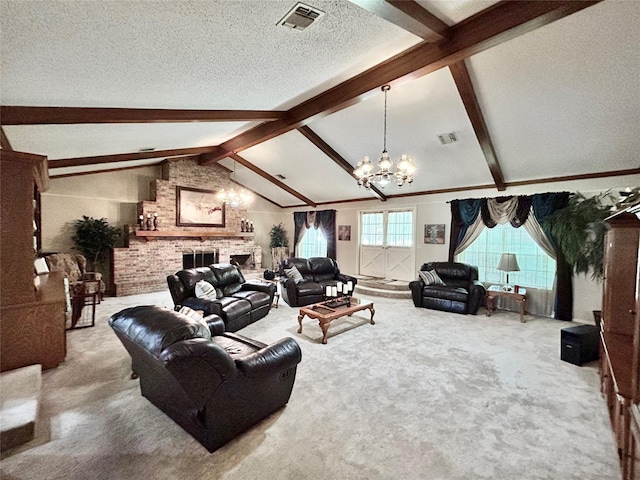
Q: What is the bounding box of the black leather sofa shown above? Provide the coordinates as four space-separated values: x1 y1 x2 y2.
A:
279 257 357 307
109 305 302 452
167 263 276 332
409 261 486 314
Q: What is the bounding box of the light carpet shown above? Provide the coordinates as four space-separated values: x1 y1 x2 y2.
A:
0 291 620 480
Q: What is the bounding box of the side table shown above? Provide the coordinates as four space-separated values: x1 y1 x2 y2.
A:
485 286 527 323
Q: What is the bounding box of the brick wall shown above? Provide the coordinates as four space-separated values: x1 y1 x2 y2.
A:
112 158 261 296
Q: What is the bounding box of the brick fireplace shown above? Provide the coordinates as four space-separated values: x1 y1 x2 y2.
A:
111 158 261 297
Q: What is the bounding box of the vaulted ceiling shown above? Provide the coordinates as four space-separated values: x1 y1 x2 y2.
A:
1 0 638 207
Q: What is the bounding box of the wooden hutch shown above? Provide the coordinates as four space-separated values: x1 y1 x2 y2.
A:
599 202 640 479
0 150 67 372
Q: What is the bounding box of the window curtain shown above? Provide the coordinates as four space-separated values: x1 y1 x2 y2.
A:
530 192 572 320
449 199 483 259
450 193 571 320
293 209 337 259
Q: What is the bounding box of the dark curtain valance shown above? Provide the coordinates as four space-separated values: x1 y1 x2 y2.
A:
449 192 572 320
293 209 337 259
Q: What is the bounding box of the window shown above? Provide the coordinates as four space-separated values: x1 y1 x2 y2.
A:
360 210 413 247
297 227 327 258
456 223 556 289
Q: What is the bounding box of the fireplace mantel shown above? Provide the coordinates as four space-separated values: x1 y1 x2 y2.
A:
134 230 255 242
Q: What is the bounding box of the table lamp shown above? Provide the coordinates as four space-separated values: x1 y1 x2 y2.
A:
497 253 519 291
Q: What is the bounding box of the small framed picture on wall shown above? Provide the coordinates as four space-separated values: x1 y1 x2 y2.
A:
425 224 445 244
338 225 351 241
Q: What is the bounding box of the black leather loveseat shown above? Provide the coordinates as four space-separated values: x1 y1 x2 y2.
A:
279 257 357 307
109 305 302 452
167 263 276 332
409 261 485 315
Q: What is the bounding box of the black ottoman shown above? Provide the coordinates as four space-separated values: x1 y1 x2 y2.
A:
560 324 599 366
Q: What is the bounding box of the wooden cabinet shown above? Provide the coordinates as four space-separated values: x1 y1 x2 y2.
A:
0 150 66 372
599 207 640 480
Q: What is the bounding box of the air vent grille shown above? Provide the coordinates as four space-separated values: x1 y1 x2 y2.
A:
278 2 325 30
437 132 458 145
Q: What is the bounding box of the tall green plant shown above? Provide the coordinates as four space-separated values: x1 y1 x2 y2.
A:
541 192 613 280
269 223 289 248
71 216 121 269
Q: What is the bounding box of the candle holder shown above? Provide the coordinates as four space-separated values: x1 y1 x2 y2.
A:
241 219 246 232
153 214 158 231
138 215 144 230
146 214 152 231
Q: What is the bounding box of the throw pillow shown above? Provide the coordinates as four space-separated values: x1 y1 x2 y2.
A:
195 279 217 300
178 305 210 333
419 269 446 286
284 265 304 283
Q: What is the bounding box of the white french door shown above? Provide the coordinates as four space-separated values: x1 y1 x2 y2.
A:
359 209 415 281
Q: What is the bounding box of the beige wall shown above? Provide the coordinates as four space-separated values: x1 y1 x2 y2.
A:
42 166 160 252
42 162 638 322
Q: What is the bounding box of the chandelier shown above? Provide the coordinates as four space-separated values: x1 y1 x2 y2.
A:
218 160 252 209
354 85 416 189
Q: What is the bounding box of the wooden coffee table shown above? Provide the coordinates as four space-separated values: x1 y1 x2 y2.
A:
297 297 375 344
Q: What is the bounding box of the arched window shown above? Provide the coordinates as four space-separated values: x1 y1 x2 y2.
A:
297 227 327 258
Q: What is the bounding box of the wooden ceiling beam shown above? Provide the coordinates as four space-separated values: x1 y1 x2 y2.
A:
350 0 450 41
449 61 506 191
0 127 12 150
200 1 600 165
297 126 387 202
0 106 285 125
48 146 218 169
229 153 317 207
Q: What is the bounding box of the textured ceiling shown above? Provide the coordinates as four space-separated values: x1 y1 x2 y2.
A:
1 0 639 208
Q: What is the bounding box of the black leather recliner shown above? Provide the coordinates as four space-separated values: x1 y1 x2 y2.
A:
408 261 486 314
109 305 302 452
167 263 276 332
279 257 357 307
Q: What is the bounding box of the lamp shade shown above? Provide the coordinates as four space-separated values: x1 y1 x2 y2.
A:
497 253 520 272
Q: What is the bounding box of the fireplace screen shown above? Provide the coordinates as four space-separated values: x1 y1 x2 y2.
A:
183 249 219 269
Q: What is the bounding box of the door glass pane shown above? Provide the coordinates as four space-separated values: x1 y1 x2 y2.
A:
386 210 413 247
361 212 384 246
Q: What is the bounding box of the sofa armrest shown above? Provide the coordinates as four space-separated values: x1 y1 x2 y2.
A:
235 337 302 379
160 338 237 409
179 297 223 317
467 280 486 315
336 273 357 285
408 279 424 307
204 315 226 336
280 277 299 298
241 280 277 297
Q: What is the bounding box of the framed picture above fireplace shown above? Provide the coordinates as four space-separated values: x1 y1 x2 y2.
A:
176 186 226 227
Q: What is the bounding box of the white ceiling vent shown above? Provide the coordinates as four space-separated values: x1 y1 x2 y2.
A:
278 3 325 31
437 132 458 145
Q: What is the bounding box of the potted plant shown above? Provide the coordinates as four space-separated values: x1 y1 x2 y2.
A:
541 191 614 325
72 216 122 291
541 191 613 281
269 223 289 270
